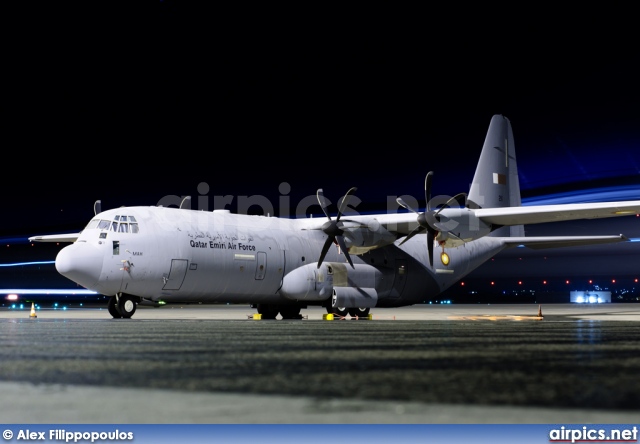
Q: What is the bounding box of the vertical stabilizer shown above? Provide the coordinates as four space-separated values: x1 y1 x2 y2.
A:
467 115 523 237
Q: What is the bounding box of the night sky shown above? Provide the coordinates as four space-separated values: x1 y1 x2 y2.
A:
4 4 639 239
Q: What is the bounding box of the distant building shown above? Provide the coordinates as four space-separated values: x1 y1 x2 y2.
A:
570 291 611 303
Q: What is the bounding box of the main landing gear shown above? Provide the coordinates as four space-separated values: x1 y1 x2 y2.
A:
108 293 138 319
327 306 370 319
255 304 303 320
253 304 371 320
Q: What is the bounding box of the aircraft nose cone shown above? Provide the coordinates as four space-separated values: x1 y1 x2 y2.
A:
56 242 103 289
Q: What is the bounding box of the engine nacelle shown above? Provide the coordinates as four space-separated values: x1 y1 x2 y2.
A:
332 287 378 308
435 207 492 247
280 262 382 302
341 218 397 254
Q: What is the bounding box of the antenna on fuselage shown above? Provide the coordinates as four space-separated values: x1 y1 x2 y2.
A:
94 200 102 215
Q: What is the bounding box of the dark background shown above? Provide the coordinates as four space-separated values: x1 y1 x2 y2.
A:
1 4 638 297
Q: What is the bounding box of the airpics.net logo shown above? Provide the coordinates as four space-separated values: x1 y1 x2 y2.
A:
155 181 466 217
153 181 476 231
549 426 638 443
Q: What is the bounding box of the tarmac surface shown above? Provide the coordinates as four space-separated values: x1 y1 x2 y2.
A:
1 303 640 424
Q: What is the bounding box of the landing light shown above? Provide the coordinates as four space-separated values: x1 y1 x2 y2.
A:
440 253 450 266
6 294 18 301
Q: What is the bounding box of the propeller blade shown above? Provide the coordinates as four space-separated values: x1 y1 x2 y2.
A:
396 197 419 214
336 235 354 269
427 229 434 267
316 189 331 220
425 171 433 211
336 187 357 221
398 225 426 246
315 187 358 269
434 192 467 216
317 237 334 268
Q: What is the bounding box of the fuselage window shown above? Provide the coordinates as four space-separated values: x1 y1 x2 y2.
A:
130 223 139 233
113 240 120 255
114 215 121 221
129 216 137 223
111 222 119 232
97 220 111 230
118 223 129 233
121 216 128 222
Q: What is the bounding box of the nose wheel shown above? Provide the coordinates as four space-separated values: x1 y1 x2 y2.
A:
108 294 138 319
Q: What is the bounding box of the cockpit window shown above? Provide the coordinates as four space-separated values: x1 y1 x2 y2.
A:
97 220 111 230
93 216 139 234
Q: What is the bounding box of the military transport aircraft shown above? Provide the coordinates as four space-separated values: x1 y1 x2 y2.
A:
29 115 640 319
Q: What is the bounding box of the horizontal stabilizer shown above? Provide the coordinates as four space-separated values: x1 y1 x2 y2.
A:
28 233 80 243
502 234 628 249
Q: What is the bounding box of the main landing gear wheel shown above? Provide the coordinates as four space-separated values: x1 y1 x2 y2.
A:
108 297 122 319
257 304 279 320
328 306 349 318
117 294 137 319
279 305 302 319
348 307 370 317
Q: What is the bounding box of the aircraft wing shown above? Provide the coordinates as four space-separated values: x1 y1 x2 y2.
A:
301 213 419 236
501 234 628 249
28 233 80 243
474 201 640 226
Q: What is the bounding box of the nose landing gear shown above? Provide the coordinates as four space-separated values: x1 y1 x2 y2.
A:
108 293 138 319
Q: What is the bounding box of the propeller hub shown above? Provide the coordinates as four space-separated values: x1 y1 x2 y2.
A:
321 221 343 237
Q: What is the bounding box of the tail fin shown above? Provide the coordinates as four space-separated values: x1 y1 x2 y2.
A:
467 115 523 237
